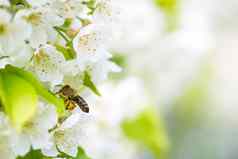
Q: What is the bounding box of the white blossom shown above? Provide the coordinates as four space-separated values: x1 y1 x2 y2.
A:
0 0 9 6
29 45 66 86
43 111 91 157
9 103 57 156
50 0 89 19
0 0 122 158
0 113 16 159
0 10 32 68
109 0 164 53
73 24 105 56
26 0 49 7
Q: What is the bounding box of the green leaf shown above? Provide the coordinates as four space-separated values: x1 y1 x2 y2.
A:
154 0 179 32
62 18 73 28
9 0 29 6
56 147 91 159
5 65 65 116
55 43 75 60
83 71 101 96
9 0 31 9
109 53 127 80
74 147 91 159
154 0 177 14
17 147 90 159
0 70 37 131
110 53 127 68
82 0 96 14
76 17 91 27
54 26 70 42
122 108 169 159
171 60 212 131
17 150 50 159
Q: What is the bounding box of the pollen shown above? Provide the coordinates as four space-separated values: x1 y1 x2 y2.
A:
67 28 79 38
25 12 42 26
0 23 7 36
77 33 98 53
34 49 50 64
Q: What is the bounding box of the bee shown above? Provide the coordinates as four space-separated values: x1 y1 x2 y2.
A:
57 85 89 113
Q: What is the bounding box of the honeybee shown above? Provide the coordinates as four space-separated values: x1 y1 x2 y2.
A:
57 85 89 113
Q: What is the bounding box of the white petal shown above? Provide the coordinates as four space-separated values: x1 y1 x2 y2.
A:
11 44 33 67
42 145 59 157
29 27 47 49
0 114 15 159
36 103 58 130
30 45 66 86
27 0 48 7
0 10 11 23
29 103 57 149
60 113 80 130
30 130 53 150
10 133 31 156
0 139 15 159
57 140 78 157
13 15 32 42
0 0 9 6
0 58 10 69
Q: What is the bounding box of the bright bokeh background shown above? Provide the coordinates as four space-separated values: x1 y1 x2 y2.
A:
99 0 238 158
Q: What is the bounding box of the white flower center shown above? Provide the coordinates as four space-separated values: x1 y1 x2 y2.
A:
78 33 98 53
96 0 112 16
25 12 42 26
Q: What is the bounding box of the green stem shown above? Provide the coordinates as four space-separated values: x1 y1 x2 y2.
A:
54 26 70 43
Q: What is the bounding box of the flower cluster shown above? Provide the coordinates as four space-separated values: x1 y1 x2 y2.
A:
0 0 120 158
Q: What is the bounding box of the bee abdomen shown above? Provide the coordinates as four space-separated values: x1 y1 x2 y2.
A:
72 95 90 113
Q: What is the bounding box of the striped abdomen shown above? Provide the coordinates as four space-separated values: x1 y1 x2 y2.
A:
71 95 89 113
